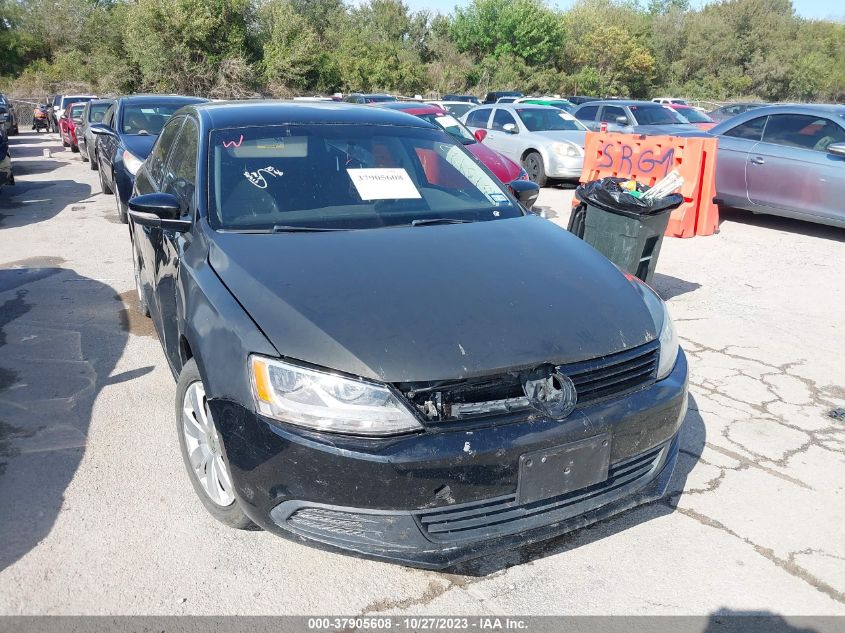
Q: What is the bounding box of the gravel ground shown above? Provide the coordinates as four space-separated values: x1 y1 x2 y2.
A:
1 130 844 616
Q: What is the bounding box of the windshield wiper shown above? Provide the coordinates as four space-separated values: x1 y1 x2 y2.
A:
410 218 474 227
272 225 343 233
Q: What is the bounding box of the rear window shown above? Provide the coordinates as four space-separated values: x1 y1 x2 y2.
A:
122 104 185 136
675 108 712 123
517 108 586 132
630 105 688 125
417 113 476 144
209 124 522 231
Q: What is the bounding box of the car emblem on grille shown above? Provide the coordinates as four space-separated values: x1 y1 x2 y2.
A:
523 370 577 419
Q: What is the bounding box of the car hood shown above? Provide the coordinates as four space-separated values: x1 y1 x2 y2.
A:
532 130 587 146
122 134 157 160
208 216 657 383
466 142 522 182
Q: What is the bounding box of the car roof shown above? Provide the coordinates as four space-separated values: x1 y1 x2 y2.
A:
190 100 436 130
86 99 114 106
374 102 443 115
117 94 207 106
483 103 558 111
582 100 665 107
723 103 845 117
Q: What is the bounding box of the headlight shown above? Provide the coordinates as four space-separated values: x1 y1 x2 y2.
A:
122 150 144 175
249 355 423 436
630 277 679 380
552 142 580 158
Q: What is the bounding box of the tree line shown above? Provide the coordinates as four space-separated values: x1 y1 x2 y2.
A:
1 0 842 103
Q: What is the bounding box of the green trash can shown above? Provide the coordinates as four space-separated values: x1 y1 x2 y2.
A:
571 178 683 284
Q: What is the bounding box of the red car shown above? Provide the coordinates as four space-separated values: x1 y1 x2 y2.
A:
59 102 87 152
669 104 716 131
373 102 528 187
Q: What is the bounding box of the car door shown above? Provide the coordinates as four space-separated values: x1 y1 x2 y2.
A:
574 104 600 130
713 114 768 207
463 107 492 133
98 104 118 179
484 109 520 160
746 113 845 221
152 117 200 369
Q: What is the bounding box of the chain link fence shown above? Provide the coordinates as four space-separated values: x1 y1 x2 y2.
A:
9 98 48 129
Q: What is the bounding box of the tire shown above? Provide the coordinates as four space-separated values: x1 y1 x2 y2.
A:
71 143 79 153
10 125 18 136
131 237 150 317
176 359 254 530
89 148 98 171
80 144 88 161
99 163 113 194
114 186 128 224
522 151 547 187
61 133 69 148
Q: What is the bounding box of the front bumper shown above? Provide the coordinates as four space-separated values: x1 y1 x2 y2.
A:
211 351 688 569
547 154 583 179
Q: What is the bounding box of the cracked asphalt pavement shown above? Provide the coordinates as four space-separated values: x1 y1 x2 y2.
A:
1 131 844 616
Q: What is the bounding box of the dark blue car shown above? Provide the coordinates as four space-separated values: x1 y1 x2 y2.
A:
92 94 207 223
0 126 12 191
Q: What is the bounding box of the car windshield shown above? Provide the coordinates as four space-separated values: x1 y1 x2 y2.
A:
630 105 689 125
417 112 476 144
676 108 712 123
442 103 474 118
516 108 586 132
364 95 396 103
70 104 85 120
209 124 522 231
122 104 185 135
89 103 111 123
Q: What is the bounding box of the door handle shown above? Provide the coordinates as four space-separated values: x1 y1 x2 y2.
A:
750 156 765 165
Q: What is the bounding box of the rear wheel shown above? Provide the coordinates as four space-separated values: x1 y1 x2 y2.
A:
80 144 88 161
176 359 253 530
131 237 150 317
522 151 547 187
113 185 127 223
89 148 98 170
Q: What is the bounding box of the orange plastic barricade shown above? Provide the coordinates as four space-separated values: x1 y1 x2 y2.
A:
578 132 719 237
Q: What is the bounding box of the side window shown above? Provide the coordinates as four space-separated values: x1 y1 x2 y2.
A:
601 105 628 123
162 118 199 213
102 105 115 128
723 116 767 141
576 105 599 121
147 116 185 187
762 115 845 152
466 108 491 128
491 109 517 131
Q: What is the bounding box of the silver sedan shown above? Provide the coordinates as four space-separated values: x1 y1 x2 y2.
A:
461 104 586 186
709 104 845 228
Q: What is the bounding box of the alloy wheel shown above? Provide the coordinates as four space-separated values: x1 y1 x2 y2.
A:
525 155 541 182
181 381 235 507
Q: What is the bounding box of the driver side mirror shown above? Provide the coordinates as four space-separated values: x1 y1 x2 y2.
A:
474 129 487 142
510 179 540 210
827 142 845 157
503 123 518 134
615 116 629 126
89 123 115 137
128 193 191 232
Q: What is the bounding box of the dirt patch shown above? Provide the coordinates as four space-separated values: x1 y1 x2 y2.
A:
118 290 156 338
0 256 66 269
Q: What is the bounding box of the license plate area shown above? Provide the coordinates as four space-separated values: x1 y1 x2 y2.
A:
517 434 611 505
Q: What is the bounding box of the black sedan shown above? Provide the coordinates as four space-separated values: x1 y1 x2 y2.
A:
0 126 12 191
90 94 206 223
127 101 688 568
77 99 114 169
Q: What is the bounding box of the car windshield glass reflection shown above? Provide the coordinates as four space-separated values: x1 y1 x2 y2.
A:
70 105 85 120
631 105 688 125
516 109 585 132
122 105 183 136
209 124 522 231
418 113 476 144
677 108 711 123
89 103 111 123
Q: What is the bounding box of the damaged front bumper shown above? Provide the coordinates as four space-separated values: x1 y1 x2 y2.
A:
211 351 688 569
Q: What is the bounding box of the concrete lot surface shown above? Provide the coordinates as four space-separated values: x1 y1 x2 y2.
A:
1 131 843 616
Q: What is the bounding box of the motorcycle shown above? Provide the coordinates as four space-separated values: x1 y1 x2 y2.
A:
32 104 50 132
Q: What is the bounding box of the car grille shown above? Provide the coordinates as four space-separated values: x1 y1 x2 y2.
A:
416 441 666 542
401 340 660 422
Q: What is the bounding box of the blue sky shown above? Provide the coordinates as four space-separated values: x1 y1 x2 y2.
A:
404 0 843 21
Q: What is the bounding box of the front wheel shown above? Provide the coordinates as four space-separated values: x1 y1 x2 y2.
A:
89 148 98 170
131 237 150 317
80 145 88 161
176 359 254 530
99 164 113 194
114 186 127 223
522 151 548 188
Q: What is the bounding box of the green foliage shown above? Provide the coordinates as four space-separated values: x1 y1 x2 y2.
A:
0 0 842 103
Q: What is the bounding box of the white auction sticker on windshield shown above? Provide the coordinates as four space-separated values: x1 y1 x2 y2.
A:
435 115 460 128
347 168 421 200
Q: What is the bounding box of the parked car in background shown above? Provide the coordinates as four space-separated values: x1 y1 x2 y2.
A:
0 127 12 190
516 97 576 113
374 101 528 188
707 102 766 122
0 94 18 135
343 93 397 104
669 104 716 130
125 99 686 569
443 94 480 104
77 99 114 167
652 97 688 106
91 94 207 223
59 102 87 151
51 94 97 132
462 104 587 186
566 96 599 105
574 100 701 135
708 104 845 228
483 91 523 104
426 100 476 119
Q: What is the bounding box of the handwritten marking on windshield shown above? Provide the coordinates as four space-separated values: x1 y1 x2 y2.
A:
223 135 244 148
244 166 284 189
